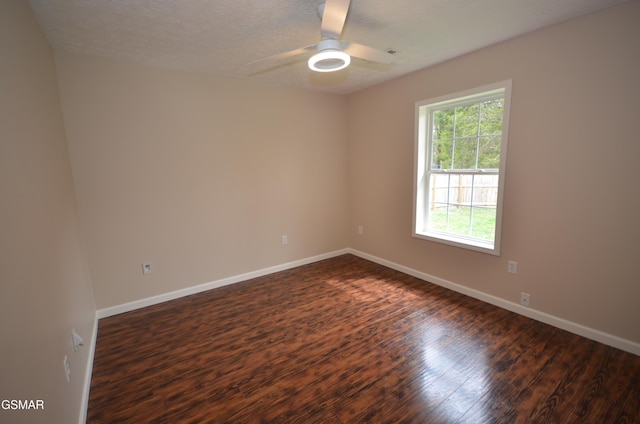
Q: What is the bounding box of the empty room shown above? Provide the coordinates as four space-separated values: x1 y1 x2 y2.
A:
2 0 639 423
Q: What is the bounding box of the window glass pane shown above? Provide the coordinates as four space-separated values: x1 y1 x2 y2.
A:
460 174 474 206
445 206 472 237
427 203 449 232
471 206 496 241
433 109 454 140
429 174 449 205
454 104 479 138
479 99 503 135
453 138 477 169
428 173 446 229
431 139 452 169
471 175 499 206
477 136 501 169
448 174 460 207
428 172 500 241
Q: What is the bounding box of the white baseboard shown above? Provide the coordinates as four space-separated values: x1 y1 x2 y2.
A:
78 314 98 424
348 248 640 356
97 249 350 319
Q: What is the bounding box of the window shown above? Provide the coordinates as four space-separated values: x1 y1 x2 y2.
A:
413 81 511 255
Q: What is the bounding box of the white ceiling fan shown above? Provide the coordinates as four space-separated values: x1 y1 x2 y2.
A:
251 0 395 73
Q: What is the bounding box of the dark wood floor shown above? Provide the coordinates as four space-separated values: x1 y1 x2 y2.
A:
87 254 640 423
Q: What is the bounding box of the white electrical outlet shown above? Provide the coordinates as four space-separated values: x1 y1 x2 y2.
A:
508 260 518 274
281 235 288 245
142 263 152 275
63 355 71 383
520 292 530 307
358 225 364 235
71 328 84 351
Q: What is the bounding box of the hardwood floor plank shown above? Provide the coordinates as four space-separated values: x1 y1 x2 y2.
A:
87 254 640 423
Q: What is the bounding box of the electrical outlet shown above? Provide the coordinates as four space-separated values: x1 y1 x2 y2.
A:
142 263 152 275
508 260 518 274
63 355 71 383
281 235 288 245
520 292 530 307
71 328 84 351
358 225 364 235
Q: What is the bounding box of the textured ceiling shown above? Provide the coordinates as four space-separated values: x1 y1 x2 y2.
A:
28 0 632 94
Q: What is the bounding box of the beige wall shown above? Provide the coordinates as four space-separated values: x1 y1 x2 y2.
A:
348 1 640 344
0 1 96 423
54 52 350 309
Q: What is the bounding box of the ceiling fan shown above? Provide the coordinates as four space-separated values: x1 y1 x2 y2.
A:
251 0 395 72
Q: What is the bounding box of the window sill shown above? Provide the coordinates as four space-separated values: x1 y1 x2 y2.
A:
413 230 500 256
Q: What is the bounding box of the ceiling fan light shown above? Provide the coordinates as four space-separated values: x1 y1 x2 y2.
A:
308 49 350 72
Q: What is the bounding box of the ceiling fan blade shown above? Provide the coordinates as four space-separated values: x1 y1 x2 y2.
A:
248 44 316 65
321 0 351 39
341 41 394 64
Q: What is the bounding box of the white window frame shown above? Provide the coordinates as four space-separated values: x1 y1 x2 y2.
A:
413 80 512 255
